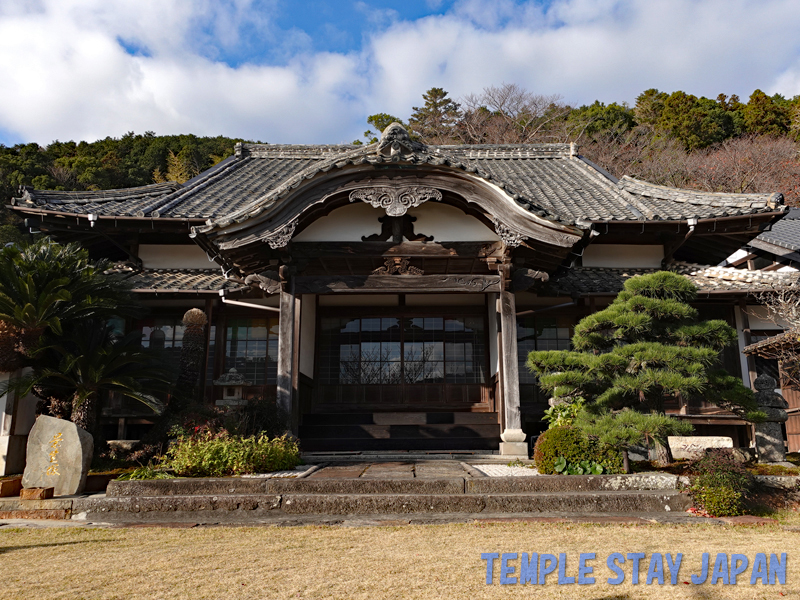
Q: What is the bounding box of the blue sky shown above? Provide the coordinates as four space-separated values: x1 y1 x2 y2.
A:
0 0 799 147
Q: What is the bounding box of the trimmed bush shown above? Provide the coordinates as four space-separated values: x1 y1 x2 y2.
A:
534 426 623 474
534 427 589 474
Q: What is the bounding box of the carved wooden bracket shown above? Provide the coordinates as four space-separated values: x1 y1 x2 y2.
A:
349 186 442 217
361 214 433 243
493 218 526 247
372 257 423 275
244 269 282 294
511 268 549 291
264 218 298 249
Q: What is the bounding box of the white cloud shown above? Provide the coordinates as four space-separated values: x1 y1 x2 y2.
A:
0 0 799 147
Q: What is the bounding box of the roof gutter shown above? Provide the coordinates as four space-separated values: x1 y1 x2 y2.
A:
11 205 207 224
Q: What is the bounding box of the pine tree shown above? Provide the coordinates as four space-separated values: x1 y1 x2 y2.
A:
527 271 763 463
407 88 461 144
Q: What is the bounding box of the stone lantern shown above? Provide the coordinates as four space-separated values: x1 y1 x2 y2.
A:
213 368 251 407
753 374 791 465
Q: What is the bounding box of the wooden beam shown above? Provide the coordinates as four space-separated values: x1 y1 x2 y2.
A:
729 252 758 268
294 274 502 294
287 241 505 259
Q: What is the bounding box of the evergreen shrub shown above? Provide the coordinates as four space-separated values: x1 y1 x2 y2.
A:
533 426 623 474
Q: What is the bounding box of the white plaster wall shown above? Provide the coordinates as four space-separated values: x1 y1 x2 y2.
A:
293 202 499 242
299 294 316 377
582 244 664 268
139 245 215 269
406 203 500 242
745 305 790 330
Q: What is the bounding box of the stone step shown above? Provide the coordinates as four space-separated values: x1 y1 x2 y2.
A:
105 474 683 498
280 491 690 515
73 490 690 517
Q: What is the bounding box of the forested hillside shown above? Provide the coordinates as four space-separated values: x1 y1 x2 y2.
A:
0 132 245 241
2 85 799 243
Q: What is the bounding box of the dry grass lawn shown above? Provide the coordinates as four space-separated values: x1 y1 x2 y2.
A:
0 521 797 599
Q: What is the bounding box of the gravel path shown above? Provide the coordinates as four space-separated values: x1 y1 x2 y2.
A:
472 464 540 477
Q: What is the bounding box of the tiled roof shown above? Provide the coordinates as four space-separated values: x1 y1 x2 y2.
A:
545 261 800 296
121 269 238 293
751 207 800 253
743 329 800 356
12 141 785 228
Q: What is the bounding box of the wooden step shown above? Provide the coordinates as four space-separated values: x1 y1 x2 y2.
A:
298 423 501 440
301 412 499 426
299 437 501 452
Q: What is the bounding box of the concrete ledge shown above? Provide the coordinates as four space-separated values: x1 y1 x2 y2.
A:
281 494 487 515
0 509 71 520
467 474 680 494
0 497 73 511
483 490 691 513
266 478 465 495
107 478 269 497
74 494 282 514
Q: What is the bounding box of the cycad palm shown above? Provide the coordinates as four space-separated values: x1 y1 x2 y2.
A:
32 323 171 437
0 238 139 358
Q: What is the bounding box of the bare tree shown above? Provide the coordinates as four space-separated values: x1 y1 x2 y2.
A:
751 282 800 390
458 84 572 144
689 135 800 203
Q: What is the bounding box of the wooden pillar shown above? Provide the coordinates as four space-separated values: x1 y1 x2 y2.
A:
498 270 526 456
738 298 758 387
277 281 298 435
199 297 214 403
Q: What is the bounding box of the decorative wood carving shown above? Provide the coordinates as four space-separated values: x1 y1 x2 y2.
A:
349 186 442 217
362 214 433 243
372 257 423 275
243 269 281 294
493 218 525 247
264 218 298 249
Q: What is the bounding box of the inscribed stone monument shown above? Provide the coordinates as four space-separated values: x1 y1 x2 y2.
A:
22 415 93 496
667 436 733 460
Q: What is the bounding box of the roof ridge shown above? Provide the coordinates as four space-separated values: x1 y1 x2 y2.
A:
619 176 784 208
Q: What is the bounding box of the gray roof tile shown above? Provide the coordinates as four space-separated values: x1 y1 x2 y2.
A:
13 142 785 227
753 207 800 252
544 261 799 296
121 269 238 293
